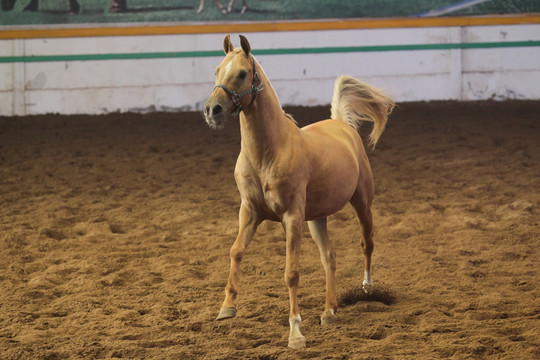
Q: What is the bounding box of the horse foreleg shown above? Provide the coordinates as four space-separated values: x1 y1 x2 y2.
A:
283 211 306 349
217 203 260 320
308 218 338 325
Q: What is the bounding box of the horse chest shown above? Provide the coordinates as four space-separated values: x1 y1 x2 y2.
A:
236 147 307 219
262 169 309 217
261 180 285 211
237 170 297 219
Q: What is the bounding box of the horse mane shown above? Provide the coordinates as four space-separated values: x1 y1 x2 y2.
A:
284 111 298 125
250 55 298 126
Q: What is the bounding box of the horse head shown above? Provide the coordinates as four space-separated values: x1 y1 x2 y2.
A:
203 35 263 129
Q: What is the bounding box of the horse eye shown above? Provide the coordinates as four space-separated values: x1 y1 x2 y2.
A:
239 71 247 80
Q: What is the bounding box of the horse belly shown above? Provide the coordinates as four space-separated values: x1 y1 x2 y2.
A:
304 154 359 221
302 120 365 220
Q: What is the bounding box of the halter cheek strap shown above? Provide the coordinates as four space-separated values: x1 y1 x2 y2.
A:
214 56 264 117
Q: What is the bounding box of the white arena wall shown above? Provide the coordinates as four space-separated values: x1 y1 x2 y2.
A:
0 22 539 116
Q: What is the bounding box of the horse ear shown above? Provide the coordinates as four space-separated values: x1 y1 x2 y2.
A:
223 34 234 54
239 35 251 56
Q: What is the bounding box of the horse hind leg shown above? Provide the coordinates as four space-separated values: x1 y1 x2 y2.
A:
349 187 374 292
307 218 338 325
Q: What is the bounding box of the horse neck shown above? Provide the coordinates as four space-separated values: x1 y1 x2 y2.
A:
239 77 294 167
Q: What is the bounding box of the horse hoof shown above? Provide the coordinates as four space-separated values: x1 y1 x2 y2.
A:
320 310 338 325
288 335 306 349
216 307 236 320
362 282 374 294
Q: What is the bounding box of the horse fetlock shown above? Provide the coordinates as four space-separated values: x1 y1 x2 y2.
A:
224 286 238 302
363 270 372 284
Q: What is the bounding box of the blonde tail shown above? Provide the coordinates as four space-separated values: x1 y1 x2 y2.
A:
330 75 394 149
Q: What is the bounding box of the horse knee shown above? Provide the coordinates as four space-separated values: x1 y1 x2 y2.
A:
225 283 238 298
285 268 299 288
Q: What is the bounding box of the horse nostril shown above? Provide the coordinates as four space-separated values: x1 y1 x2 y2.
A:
212 105 222 115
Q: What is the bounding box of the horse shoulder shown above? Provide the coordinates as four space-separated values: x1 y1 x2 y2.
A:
259 149 309 218
234 152 279 220
235 152 260 191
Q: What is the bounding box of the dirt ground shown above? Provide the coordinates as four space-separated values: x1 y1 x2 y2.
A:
0 101 538 359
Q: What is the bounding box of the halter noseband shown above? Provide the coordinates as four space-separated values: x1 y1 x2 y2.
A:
214 56 264 117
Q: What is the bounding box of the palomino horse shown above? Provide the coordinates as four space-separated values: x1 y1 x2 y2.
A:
203 35 393 349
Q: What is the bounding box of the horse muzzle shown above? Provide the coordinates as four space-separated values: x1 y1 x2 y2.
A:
204 102 226 130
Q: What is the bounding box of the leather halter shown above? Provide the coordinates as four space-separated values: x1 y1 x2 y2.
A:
214 56 264 117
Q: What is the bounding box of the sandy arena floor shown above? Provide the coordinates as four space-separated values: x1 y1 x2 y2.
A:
0 101 538 359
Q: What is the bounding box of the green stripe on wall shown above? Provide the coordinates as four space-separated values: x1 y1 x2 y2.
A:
1 40 539 63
